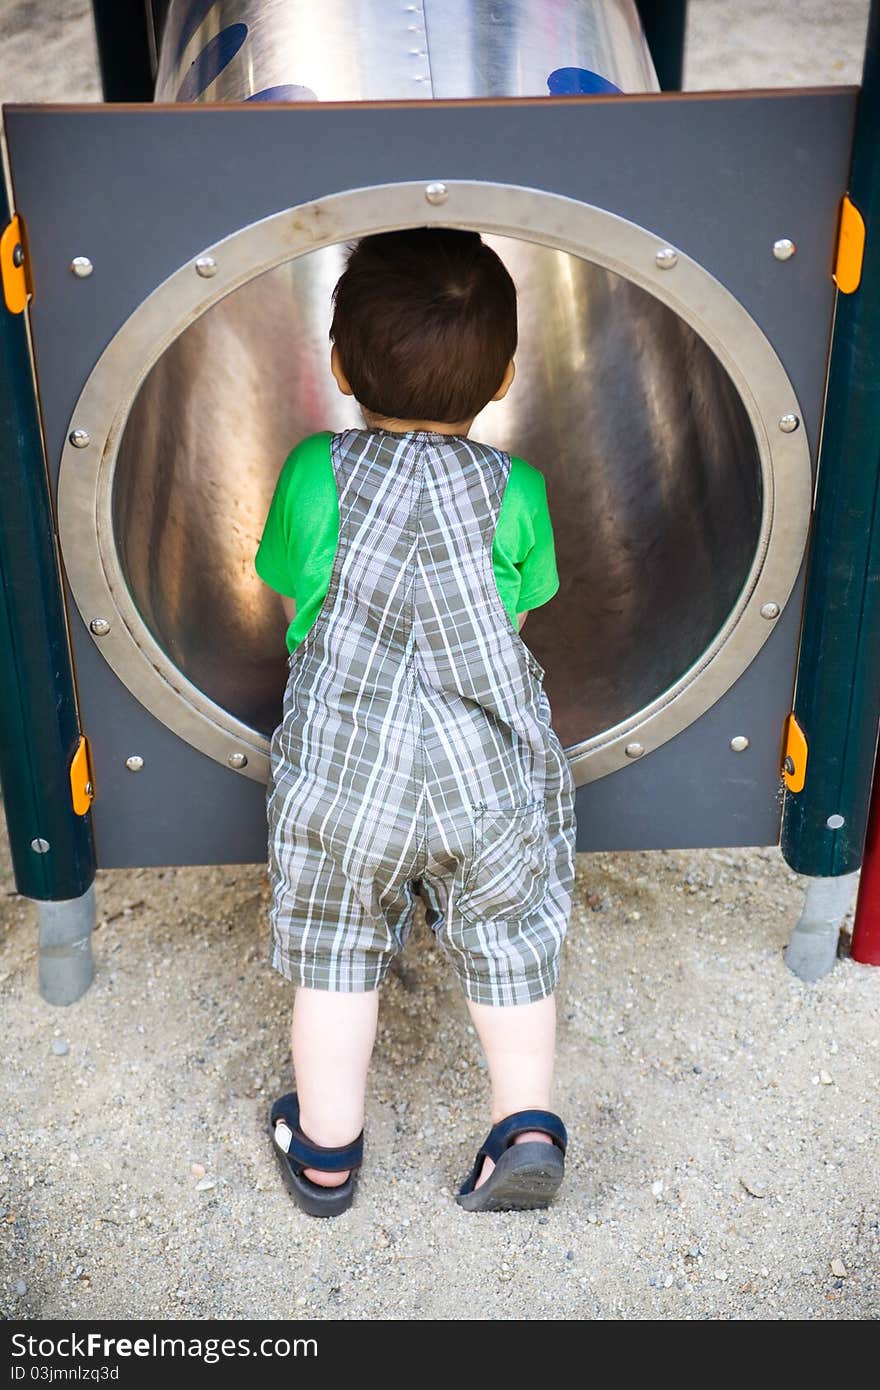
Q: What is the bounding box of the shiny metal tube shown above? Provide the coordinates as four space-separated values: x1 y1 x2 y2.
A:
108 3 768 773
154 0 659 102
115 232 761 755
114 241 761 761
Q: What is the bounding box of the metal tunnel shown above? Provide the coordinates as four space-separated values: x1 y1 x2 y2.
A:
107 1 768 781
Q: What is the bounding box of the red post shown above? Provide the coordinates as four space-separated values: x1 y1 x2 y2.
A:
852 742 880 964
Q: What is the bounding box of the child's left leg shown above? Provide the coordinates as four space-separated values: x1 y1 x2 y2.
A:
466 994 557 1188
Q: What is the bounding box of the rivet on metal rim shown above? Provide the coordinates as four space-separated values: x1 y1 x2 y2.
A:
760 602 780 620
779 413 800 433
730 735 750 752
70 256 94 278
655 247 678 270
69 429 91 449
30 837 50 854
125 755 144 772
625 742 645 759
772 238 796 261
425 182 448 205
195 256 218 278
89 617 111 636
826 813 845 830
227 752 248 770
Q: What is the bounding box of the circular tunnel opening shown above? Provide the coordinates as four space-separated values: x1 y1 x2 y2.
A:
112 235 763 759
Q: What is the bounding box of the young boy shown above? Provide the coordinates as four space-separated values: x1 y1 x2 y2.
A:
255 228 576 1216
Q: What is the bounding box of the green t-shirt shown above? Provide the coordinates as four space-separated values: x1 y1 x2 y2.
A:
255 431 559 653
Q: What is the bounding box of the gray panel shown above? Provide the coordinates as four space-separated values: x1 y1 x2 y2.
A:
3 92 855 864
70 618 270 867
575 569 804 851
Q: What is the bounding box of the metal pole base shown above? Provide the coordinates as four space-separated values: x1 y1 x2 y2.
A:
784 872 859 982
36 884 96 1005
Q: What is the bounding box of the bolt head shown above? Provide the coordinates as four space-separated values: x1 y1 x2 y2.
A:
30 837 50 854
625 742 645 759
772 238 796 261
84 781 94 797
69 429 91 449
227 752 248 770
195 256 218 278
760 602 780 620
70 256 94 278
12 243 24 268
125 755 144 773
655 247 678 270
424 182 448 206
783 755 796 776
779 413 800 433
89 617 111 636
730 735 750 752
826 813 845 830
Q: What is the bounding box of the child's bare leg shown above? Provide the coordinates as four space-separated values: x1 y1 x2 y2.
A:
284 986 379 1187
466 994 556 1188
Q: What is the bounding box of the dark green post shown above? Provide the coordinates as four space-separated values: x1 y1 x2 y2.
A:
0 175 96 975
90 0 157 102
781 0 880 878
635 0 687 92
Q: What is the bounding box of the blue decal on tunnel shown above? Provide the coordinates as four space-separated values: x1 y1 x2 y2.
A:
246 84 319 102
175 23 249 102
547 67 622 95
174 0 221 62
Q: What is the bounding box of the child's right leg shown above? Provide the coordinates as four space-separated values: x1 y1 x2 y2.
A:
282 985 379 1187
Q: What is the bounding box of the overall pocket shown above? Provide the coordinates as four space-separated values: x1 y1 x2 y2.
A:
458 800 551 924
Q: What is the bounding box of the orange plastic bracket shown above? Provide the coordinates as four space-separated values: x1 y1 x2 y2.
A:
781 713 807 794
70 735 95 817
833 195 866 294
1 214 29 313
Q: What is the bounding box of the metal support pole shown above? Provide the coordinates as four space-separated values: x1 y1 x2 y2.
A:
784 872 859 982
38 887 96 1006
781 0 880 888
0 171 96 1000
90 0 157 102
634 0 687 91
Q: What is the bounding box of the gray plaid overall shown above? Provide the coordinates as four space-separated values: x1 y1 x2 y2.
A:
267 429 576 1005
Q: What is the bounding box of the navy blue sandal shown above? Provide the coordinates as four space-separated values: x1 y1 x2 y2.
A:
269 1092 363 1218
457 1109 567 1212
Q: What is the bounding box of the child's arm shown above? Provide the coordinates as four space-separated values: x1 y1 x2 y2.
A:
500 459 558 637
255 433 335 642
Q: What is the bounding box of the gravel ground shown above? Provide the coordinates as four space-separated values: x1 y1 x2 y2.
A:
1 0 878 1322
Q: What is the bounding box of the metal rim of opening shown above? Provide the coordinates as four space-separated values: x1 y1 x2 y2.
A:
57 180 812 784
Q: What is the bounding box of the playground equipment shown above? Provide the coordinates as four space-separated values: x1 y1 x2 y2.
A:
1 0 879 1002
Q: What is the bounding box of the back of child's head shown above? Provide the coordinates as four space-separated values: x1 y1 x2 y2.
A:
330 228 517 423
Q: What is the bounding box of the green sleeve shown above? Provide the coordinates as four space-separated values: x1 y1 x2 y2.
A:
254 455 298 597
254 431 335 599
507 456 560 612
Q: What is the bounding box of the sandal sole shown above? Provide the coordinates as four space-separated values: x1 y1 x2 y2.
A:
456 1142 564 1212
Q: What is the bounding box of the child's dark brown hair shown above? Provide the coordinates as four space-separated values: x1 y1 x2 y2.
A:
330 228 518 424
